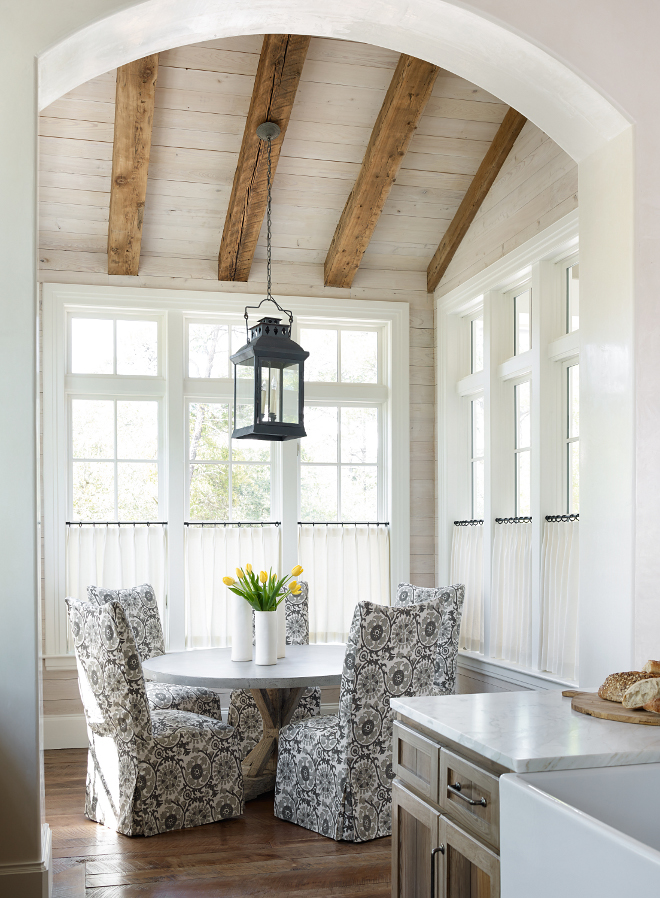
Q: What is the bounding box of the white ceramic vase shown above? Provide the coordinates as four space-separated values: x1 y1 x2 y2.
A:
231 592 253 662
254 610 278 665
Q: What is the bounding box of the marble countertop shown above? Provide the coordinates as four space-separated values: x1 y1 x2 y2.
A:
391 691 660 773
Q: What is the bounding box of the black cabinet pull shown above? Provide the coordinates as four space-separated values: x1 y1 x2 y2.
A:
430 844 444 898
448 781 487 807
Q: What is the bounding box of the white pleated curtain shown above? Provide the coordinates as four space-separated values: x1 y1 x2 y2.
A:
65 524 168 645
185 525 281 648
489 521 533 667
450 524 483 653
298 524 390 643
540 520 579 681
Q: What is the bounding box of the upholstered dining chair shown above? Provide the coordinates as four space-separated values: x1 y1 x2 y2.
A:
66 597 243 836
396 582 465 695
274 595 461 842
88 584 224 722
228 581 322 759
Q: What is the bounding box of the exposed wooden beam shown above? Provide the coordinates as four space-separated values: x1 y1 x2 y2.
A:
107 55 159 276
218 34 310 282
324 55 440 289
426 107 527 293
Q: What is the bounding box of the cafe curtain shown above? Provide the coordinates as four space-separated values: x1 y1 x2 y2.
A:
298 524 390 643
489 521 533 667
540 519 579 681
185 525 281 648
66 523 168 620
450 523 483 653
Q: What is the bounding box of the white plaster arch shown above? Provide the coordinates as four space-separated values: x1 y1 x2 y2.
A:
38 0 629 162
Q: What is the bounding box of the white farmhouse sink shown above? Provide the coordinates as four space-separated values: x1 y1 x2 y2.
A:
500 763 660 897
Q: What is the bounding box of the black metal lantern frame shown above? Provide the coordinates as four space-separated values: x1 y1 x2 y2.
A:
231 299 309 441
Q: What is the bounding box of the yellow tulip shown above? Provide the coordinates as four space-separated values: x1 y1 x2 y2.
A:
290 581 301 594
223 576 236 586
236 568 245 579
245 563 253 574
291 564 304 576
259 571 268 583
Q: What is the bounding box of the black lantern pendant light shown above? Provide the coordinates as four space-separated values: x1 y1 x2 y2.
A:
230 122 309 442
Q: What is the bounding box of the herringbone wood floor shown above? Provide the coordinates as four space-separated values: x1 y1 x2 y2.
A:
46 749 391 897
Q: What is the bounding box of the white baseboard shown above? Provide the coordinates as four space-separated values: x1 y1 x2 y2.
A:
0 823 52 897
42 714 88 750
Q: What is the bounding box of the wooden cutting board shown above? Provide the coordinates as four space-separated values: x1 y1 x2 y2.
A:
563 690 660 726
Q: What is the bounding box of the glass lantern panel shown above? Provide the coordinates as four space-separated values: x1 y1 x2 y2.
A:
235 359 255 430
260 362 281 424
282 362 300 424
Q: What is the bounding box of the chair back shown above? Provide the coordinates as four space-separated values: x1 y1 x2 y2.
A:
337 599 446 762
286 580 310 646
87 583 165 662
66 597 153 753
396 582 465 694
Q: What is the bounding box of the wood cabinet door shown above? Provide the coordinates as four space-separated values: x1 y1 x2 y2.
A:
437 816 500 898
392 779 441 898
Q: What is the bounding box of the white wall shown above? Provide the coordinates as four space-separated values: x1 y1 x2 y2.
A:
2 0 655 889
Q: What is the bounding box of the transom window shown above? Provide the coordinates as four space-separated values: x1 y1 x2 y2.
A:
70 316 158 376
300 327 378 384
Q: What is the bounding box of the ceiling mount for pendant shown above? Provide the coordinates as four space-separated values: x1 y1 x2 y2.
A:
256 121 281 141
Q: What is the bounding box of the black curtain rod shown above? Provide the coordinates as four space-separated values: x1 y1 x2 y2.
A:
454 519 484 526
184 521 281 527
298 521 389 526
495 516 532 524
545 514 579 522
66 521 167 526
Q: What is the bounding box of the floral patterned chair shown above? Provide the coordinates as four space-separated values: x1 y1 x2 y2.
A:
395 582 465 695
88 584 223 722
274 595 461 842
228 581 322 759
66 597 243 836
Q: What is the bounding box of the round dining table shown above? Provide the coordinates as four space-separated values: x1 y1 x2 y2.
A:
143 644 346 800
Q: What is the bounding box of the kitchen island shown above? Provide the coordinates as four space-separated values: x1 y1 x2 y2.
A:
390 690 660 897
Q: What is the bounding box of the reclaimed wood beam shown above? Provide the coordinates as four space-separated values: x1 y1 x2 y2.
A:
324 55 440 289
426 107 527 293
107 55 158 276
218 34 310 282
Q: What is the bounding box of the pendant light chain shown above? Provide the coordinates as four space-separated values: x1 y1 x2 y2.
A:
266 135 273 303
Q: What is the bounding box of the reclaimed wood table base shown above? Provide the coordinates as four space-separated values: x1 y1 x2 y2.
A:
242 687 304 800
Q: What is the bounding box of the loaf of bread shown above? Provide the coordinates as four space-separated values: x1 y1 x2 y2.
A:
622 677 660 708
598 671 657 703
643 660 660 675
643 697 660 714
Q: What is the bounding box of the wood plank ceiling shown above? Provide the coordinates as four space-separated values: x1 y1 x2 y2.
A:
39 34 519 294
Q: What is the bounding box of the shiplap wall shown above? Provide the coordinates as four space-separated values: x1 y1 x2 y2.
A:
435 120 578 297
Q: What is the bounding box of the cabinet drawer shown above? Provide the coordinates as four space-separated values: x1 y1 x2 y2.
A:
393 720 441 802
439 749 500 850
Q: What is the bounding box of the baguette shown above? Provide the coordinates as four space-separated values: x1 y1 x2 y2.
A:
643 696 660 714
643 660 660 675
598 671 657 703
622 677 660 708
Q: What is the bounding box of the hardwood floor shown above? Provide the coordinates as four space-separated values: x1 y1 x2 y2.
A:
46 749 392 897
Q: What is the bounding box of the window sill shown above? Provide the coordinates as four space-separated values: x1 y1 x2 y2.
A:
458 650 577 691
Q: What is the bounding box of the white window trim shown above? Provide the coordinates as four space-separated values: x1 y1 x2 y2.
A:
436 210 579 687
42 284 409 662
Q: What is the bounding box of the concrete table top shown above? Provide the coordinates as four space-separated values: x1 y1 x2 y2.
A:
143 643 346 690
